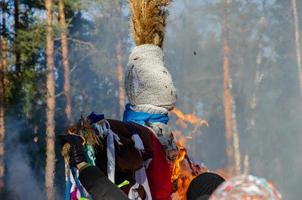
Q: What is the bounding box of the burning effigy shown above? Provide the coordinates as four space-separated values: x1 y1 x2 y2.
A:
169 108 210 200
60 1 283 200
60 0 209 199
61 0 176 199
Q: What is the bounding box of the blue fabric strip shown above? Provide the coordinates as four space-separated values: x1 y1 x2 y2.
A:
65 168 71 200
71 167 86 198
123 104 169 125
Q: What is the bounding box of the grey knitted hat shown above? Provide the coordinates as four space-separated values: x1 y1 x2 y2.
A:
125 44 177 110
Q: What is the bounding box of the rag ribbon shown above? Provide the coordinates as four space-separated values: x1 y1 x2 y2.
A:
102 121 122 183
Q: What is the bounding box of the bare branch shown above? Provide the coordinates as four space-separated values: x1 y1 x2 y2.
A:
54 37 97 51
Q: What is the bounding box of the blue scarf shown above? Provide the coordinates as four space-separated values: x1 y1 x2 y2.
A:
123 104 169 125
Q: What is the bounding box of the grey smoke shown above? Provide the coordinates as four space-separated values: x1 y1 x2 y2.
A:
4 118 44 200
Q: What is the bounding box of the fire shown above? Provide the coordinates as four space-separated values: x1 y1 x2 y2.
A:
171 107 209 137
171 142 196 200
171 108 209 200
172 142 186 181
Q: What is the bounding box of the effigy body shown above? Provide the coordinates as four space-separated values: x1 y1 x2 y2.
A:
63 1 182 199
63 114 177 200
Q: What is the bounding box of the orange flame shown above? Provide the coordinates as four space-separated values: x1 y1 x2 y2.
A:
171 107 209 138
172 143 187 182
171 108 209 200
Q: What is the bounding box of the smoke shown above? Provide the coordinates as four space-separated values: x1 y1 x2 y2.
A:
3 0 302 199
164 0 302 199
4 117 44 199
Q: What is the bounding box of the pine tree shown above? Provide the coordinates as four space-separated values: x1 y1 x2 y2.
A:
291 0 302 97
58 0 72 124
45 0 56 199
249 0 267 135
0 0 7 194
14 0 21 74
221 0 241 175
113 0 125 118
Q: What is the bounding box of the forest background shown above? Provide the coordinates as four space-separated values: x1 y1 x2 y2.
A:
0 0 302 199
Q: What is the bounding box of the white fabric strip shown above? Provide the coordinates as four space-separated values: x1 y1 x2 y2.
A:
101 121 122 184
131 134 145 151
106 130 115 183
135 167 152 200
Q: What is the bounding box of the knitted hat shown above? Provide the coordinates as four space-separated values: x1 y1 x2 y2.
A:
209 175 282 200
186 172 225 200
125 44 177 110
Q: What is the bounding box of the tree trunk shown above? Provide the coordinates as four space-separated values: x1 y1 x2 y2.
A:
249 5 267 132
58 0 72 124
221 0 241 176
0 51 4 195
45 0 56 199
116 40 125 118
0 0 7 193
291 0 302 96
113 0 125 118
14 0 21 73
249 41 263 131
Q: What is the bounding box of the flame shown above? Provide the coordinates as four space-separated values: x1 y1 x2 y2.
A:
171 107 209 138
171 142 197 200
172 143 186 181
171 108 209 200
